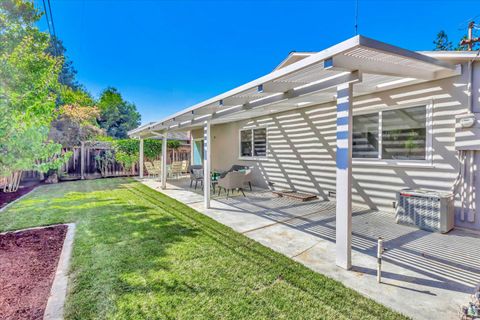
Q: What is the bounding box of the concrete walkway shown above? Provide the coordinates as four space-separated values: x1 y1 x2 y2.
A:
140 178 479 320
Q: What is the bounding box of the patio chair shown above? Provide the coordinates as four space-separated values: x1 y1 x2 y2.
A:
243 168 253 191
144 162 160 178
219 165 252 190
181 160 189 173
152 160 162 172
169 161 183 179
189 165 204 189
217 171 246 198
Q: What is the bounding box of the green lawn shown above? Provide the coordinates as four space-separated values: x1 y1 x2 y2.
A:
0 178 407 320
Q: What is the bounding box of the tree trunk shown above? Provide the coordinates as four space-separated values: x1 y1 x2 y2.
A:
3 171 22 193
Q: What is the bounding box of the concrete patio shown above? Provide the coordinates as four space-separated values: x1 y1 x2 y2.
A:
140 177 480 320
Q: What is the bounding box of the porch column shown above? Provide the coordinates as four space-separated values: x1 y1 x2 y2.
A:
139 138 144 178
161 133 167 189
335 82 353 270
203 121 211 209
190 131 194 164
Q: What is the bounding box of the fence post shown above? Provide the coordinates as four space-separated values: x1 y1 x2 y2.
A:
80 142 85 180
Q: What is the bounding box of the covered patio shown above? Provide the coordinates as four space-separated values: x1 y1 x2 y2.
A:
130 35 462 270
141 177 480 320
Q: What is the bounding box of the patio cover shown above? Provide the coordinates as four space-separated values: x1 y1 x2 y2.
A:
129 35 461 270
129 35 459 137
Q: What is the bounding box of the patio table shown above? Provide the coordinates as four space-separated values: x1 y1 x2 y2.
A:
211 170 223 193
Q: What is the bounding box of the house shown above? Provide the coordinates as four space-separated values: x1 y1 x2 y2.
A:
129 35 480 270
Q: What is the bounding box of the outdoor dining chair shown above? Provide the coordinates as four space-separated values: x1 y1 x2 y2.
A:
189 165 204 189
217 171 246 198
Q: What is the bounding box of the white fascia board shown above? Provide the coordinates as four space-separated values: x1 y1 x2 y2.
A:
420 51 480 61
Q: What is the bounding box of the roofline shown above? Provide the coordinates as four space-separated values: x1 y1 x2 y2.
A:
129 35 459 136
419 50 480 61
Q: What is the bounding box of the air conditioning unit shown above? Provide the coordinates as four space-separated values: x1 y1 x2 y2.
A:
396 189 454 233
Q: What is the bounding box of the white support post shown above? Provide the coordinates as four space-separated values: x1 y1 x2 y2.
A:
203 121 211 209
80 141 85 180
139 138 144 178
335 82 353 270
161 133 167 189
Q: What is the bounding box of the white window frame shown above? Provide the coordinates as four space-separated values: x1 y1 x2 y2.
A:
352 102 434 167
238 126 269 161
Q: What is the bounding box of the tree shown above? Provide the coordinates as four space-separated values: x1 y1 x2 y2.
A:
433 29 479 51
433 30 453 51
0 0 69 191
47 35 80 90
97 87 141 139
49 104 104 147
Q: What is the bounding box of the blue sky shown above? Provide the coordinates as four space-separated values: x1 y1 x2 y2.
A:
36 0 478 125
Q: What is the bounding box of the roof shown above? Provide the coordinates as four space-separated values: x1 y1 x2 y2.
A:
129 35 462 138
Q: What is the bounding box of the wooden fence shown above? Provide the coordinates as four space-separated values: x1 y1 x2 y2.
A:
59 142 140 180
20 140 191 183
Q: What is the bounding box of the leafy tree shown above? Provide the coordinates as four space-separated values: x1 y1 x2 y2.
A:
433 29 479 51
433 30 453 50
49 104 104 146
97 87 141 139
0 0 69 191
47 35 80 90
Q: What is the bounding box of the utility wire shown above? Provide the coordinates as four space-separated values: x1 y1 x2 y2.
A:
354 0 359 35
47 0 57 40
42 0 52 37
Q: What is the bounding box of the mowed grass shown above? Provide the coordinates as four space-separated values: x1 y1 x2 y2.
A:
0 178 407 320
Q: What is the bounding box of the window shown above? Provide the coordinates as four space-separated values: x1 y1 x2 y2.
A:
240 128 267 158
382 106 426 160
240 130 252 157
352 105 427 161
353 113 379 158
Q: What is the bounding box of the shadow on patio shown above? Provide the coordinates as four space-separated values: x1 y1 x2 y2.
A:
166 177 480 296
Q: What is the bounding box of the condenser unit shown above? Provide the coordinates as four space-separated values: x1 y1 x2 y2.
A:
395 189 454 233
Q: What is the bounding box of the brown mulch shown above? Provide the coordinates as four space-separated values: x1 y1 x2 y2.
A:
0 225 68 320
0 182 40 210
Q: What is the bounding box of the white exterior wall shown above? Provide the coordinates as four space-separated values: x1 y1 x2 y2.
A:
191 61 480 228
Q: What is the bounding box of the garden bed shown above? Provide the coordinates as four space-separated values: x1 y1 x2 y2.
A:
0 181 40 210
0 225 68 320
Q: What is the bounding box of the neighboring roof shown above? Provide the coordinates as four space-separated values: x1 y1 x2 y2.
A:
129 35 461 139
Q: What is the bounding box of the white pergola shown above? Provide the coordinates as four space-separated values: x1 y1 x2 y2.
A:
129 35 460 270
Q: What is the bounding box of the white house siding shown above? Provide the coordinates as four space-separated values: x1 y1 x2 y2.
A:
191 60 480 228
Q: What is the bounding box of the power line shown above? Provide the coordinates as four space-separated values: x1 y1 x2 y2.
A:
42 0 52 37
47 0 57 40
354 0 359 35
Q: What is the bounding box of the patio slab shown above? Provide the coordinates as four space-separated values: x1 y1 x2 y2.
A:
139 177 479 320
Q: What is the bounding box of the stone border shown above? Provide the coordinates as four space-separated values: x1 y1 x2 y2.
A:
43 223 76 320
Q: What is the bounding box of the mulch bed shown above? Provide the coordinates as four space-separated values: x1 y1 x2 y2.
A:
0 181 41 210
0 225 68 320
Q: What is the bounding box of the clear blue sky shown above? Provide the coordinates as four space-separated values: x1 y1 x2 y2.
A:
36 0 478 125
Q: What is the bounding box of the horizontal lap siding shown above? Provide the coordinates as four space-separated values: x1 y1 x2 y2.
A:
199 62 473 214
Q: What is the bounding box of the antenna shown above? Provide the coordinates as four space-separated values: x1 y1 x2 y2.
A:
354 0 359 35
